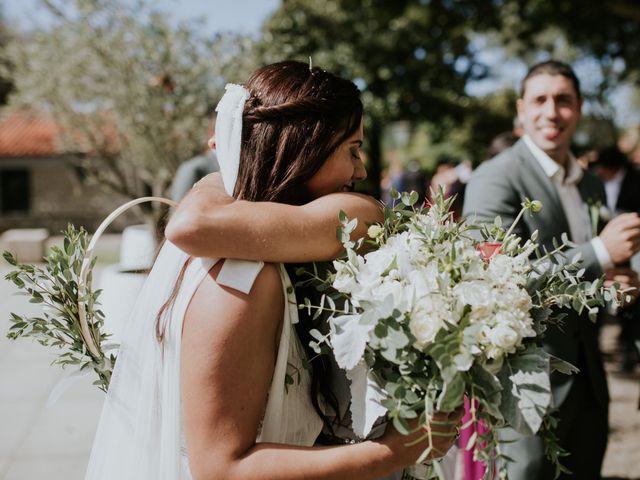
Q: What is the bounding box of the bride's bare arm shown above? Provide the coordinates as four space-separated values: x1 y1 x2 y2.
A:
181 262 460 480
165 173 383 262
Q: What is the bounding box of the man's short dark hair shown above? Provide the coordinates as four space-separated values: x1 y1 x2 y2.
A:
520 60 581 99
594 145 629 169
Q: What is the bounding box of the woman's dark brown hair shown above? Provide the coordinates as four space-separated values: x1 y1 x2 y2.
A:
235 60 363 204
157 60 363 431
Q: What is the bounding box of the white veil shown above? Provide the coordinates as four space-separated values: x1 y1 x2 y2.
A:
85 84 267 479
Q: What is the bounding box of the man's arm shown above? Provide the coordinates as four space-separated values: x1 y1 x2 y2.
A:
165 173 384 262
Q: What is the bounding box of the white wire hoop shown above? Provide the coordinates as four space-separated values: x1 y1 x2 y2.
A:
77 197 178 359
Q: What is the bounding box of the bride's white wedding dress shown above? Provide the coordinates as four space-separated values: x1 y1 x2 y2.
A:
85 83 327 480
86 241 323 479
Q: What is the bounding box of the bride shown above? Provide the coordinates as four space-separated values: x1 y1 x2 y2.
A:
87 61 461 480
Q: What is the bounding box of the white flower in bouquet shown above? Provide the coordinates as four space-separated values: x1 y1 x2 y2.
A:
410 293 455 349
485 253 528 285
332 258 361 296
406 264 441 297
483 323 523 359
496 284 533 311
453 280 494 318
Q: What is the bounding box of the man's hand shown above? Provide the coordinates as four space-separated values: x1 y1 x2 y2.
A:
598 213 640 264
605 267 640 306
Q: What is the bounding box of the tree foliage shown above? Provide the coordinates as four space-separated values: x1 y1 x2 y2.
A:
480 0 640 140
259 0 640 184
0 6 13 105
262 0 497 121
4 0 258 228
259 0 500 194
490 0 640 84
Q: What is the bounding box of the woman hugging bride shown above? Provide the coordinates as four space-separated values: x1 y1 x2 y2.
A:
86 60 461 480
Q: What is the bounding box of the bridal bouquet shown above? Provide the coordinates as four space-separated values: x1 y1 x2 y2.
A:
300 190 623 479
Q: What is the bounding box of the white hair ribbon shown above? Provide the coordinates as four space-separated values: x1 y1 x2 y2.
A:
212 83 263 293
215 83 250 196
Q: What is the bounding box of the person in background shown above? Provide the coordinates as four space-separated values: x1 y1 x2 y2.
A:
591 145 640 372
428 154 472 218
171 149 220 202
485 131 519 161
401 160 428 204
170 112 220 202
463 60 640 480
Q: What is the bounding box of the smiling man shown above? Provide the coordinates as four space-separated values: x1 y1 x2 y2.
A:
463 60 640 479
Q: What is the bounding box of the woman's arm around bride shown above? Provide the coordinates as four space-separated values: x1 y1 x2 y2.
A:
87 61 461 480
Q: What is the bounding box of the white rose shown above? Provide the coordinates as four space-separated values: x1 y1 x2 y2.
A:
362 246 397 279
493 310 536 343
488 254 529 286
406 263 440 297
487 324 519 355
409 293 455 349
410 315 444 350
516 319 536 339
495 286 532 312
371 280 408 312
461 252 485 279
383 232 420 277
454 280 494 316
404 233 426 265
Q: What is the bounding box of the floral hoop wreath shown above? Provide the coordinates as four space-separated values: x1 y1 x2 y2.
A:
4 83 260 394
77 196 178 359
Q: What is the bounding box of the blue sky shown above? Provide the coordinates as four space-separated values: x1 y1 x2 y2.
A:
4 0 281 35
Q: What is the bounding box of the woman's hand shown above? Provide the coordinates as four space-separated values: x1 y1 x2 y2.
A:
380 408 464 469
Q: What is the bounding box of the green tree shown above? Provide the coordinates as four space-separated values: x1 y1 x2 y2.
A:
485 0 640 135
0 4 13 105
259 0 498 196
490 0 640 83
259 0 640 187
5 0 258 231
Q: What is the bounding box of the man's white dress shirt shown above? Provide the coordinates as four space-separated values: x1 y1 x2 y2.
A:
603 168 626 215
522 135 613 270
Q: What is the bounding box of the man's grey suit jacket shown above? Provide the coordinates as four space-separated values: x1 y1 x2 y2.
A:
463 139 608 408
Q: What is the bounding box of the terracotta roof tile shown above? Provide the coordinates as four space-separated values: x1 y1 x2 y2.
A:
0 111 65 157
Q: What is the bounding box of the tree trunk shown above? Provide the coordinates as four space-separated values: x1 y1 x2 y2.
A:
364 118 382 200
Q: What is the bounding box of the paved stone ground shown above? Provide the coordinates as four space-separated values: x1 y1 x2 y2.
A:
0 258 638 479
601 321 640 480
0 265 104 480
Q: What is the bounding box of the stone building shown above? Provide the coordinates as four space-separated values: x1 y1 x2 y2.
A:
0 111 138 234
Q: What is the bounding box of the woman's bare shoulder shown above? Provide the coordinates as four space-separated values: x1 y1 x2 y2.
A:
184 261 284 337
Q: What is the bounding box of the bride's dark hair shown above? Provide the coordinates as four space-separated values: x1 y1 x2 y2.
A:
240 61 364 431
234 60 363 204
159 61 363 432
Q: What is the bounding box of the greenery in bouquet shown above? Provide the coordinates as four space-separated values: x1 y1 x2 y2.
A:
297 189 625 480
3 225 114 392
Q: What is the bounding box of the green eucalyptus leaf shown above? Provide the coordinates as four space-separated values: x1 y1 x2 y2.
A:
498 348 551 435
392 414 411 435
548 354 579 375
436 372 464 412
